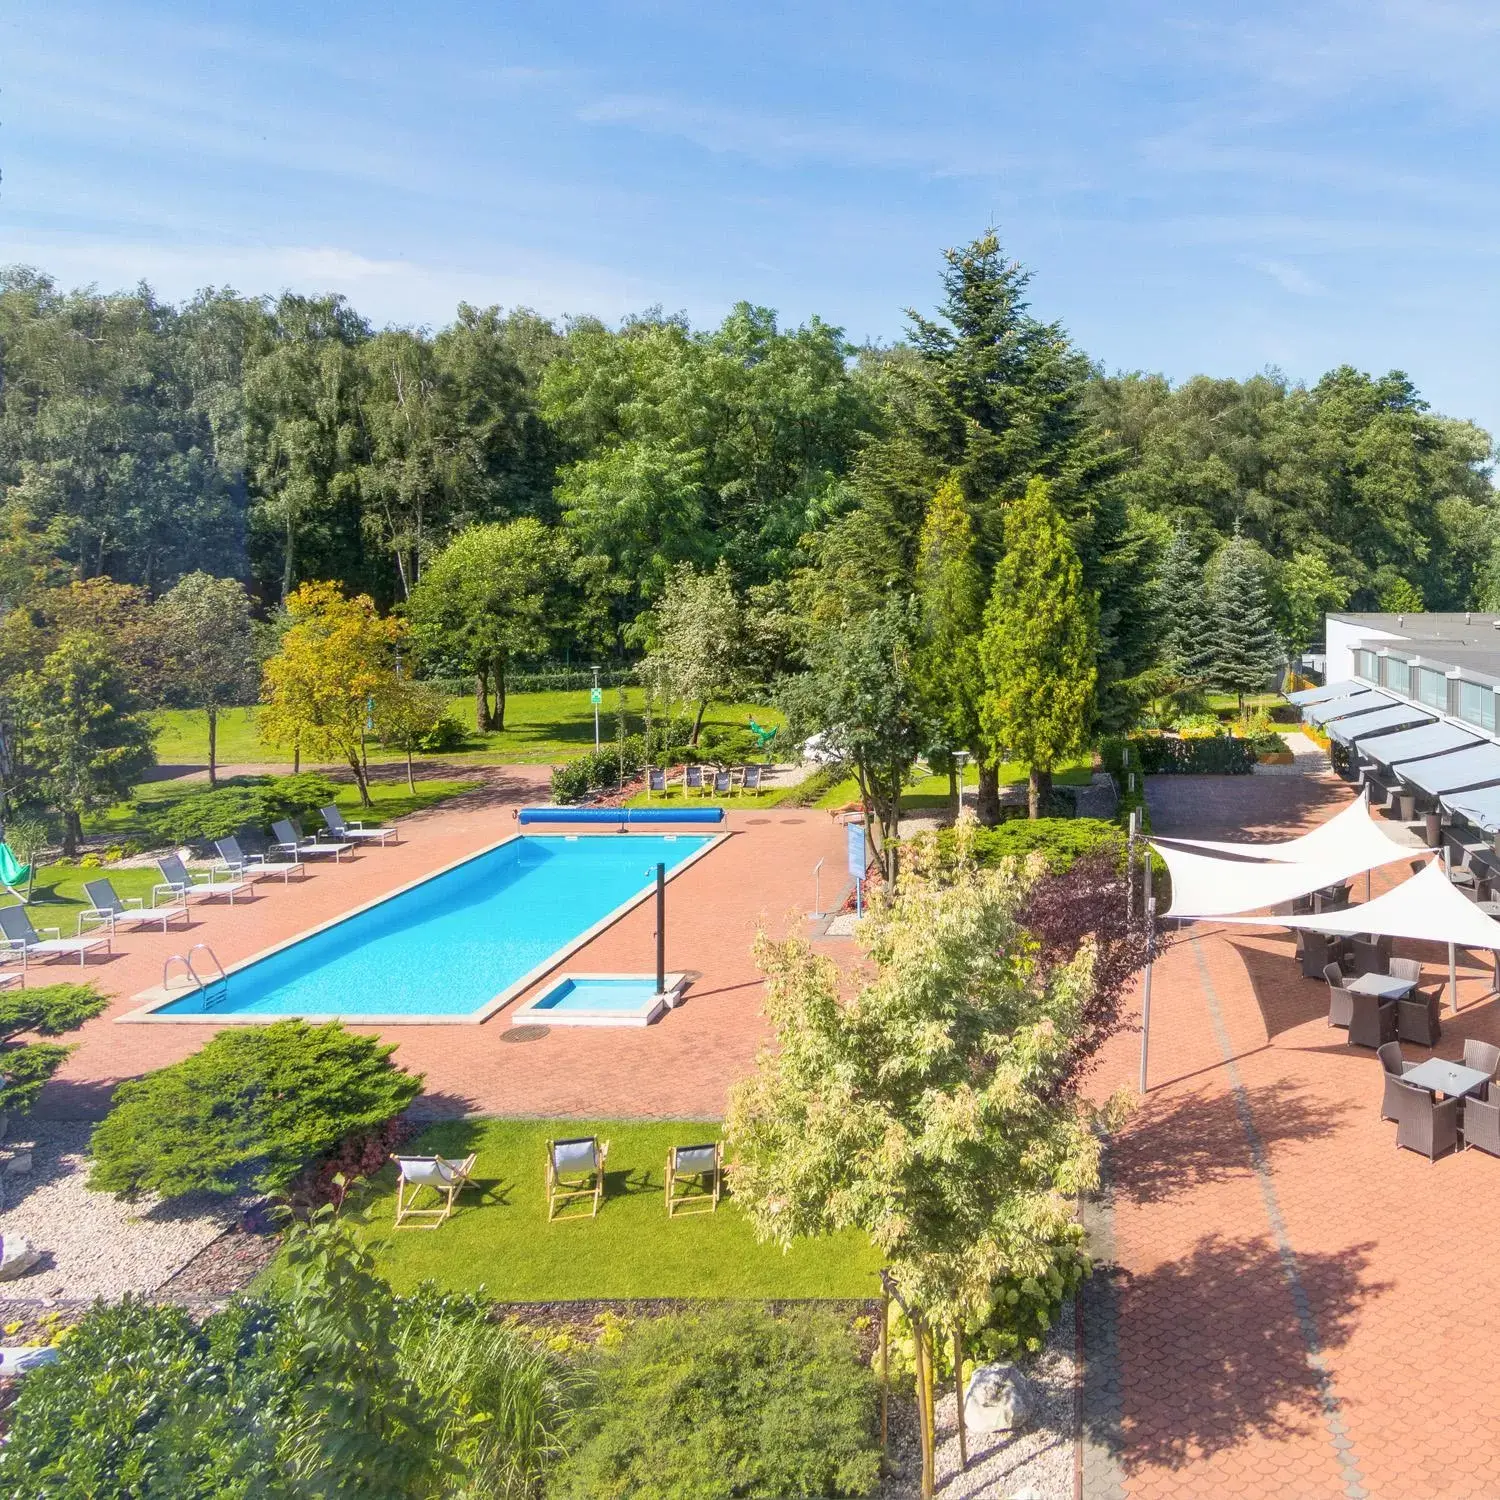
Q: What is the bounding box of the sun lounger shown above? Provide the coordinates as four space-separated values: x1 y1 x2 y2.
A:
546 1136 609 1220
392 1152 478 1228
214 836 306 884
79 878 187 935
320 806 396 846
154 854 249 907
0 904 110 968
665 1141 723 1216
271 819 353 862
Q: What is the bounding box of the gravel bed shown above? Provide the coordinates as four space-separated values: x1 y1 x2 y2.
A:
875 1298 1077 1499
0 1122 234 1301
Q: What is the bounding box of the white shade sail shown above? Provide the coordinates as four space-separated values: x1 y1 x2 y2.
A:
1152 790 1415 872
1152 837 1417 921
1236 860 1500 950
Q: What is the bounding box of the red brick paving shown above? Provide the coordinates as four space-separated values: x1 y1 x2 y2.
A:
31 769 849 1122
1092 772 1500 1499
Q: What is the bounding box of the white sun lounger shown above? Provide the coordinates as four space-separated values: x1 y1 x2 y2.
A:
154 854 250 907
271 819 353 862
320 805 397 845
213 836 306 884
79 878 188 935
0 904 110 968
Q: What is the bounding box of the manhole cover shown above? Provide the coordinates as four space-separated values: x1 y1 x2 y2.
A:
779 817 807 824
502 1025 550 1043
746 817 773 825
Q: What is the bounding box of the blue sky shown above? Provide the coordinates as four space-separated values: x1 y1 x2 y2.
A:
5 1 1500 437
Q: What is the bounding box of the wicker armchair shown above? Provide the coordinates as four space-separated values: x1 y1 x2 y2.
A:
1348 988 1397 1050
1389 958 1442 1046
1464 1039 1500 1080
1325 963 1353 1029
1392 1079 1461 1162
1347 937 1391 978
1377 1041 1415 1122
1300 932 1347 979
1463 1084 1500 1157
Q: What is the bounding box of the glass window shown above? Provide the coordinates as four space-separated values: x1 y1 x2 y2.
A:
1355 650 1377 683
1459 680 1498 732
1383 657 1411 696
1415 667 1448 710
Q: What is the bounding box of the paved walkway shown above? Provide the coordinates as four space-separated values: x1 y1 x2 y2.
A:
1086 771 1500 1499
32 769 848 1122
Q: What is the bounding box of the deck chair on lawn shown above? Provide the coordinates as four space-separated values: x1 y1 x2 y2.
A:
682 765 705 796
0 903 110 969
546 1136 609 1221
271 819 353 862
320 806 397 846
665 1141 723 1217
79 878 187 935
391 1152 478 1228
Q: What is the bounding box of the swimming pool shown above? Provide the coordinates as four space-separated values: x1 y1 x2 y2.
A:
133 833 717 1023
511 972 688 1028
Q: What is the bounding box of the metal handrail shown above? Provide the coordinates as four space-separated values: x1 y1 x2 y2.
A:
162 943 228 1003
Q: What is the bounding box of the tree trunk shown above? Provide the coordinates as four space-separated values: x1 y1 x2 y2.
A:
474 667 492 732
914 1316 935 1500
691 698 707 745
293 733 301 774
1028 766 1053 819
948 763 958 816
493 656 507 732
953 1325 968 1471
348 754 374 809
975 762 1001 825
207 707 218 788
405 747 416 794
879 1296 890 1469
63 809 82 858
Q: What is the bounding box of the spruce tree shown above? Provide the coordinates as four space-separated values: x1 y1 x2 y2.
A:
979 477 1098 818
1156 525 1214 684
1207 533 1283 714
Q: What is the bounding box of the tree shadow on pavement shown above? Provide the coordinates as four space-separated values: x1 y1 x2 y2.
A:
1103 1232 1383 1472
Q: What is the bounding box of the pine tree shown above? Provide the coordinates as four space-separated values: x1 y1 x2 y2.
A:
979 477 1098 818
1155 526 1214 683
1207 533 1283 713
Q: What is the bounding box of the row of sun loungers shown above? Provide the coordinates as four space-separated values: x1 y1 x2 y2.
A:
393 1137 723 1228
0 808 400 977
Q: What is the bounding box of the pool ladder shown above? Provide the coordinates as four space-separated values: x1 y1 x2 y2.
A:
162 944 228 1009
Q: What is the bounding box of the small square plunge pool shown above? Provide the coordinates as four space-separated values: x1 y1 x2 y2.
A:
511 972 688 1028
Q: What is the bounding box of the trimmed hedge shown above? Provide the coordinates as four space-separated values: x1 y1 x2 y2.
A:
1107 734 1257 777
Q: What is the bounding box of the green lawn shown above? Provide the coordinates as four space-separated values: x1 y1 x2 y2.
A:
622 779 797 811
813 756 1095 813
152 692 786 769
0 860 162 929
341 1118 882 1301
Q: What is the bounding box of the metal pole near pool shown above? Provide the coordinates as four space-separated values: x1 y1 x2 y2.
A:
591 665 601 753
1138 894 1156 1095
655 861 666 994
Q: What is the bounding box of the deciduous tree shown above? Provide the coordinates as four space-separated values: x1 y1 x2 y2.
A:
636 561 747 744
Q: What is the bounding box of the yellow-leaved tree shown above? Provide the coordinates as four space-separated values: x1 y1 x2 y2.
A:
260 581 402 806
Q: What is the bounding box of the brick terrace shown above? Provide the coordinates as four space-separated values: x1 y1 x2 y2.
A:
1087 770 1500 1499
31 768 849 1122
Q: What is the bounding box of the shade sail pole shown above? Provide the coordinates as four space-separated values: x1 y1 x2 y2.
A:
1445 845 1460 1013
1138 895 1156 1095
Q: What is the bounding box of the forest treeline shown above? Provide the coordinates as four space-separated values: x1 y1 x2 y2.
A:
0 237 1494 677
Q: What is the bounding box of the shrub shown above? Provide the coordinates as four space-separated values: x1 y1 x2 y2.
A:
550 1304 880 1500
134 773 342 846
0 984 109 1116
1171 711 1224 738
88 1020 423 1199
550 735 650 804
937 817 1124 874
1251 730 1290 755
696 723 759 765
1117 734 1257 776
258 772 341 823
416 712 469 753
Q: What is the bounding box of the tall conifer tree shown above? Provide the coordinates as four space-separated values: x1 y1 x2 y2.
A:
1207 532 1283 713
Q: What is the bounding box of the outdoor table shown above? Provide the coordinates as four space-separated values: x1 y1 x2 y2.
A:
1345 973 1415 1001
1402 1057 1493 1102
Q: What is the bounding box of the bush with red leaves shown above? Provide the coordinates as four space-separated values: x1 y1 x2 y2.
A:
290 1116 415 1211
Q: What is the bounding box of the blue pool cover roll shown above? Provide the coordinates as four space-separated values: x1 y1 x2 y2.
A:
518 806 725 826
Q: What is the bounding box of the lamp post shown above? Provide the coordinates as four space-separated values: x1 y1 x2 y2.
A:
953 750 970 815
590 665 601 753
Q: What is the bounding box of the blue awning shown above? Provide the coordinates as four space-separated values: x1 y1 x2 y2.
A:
1398 741 1500 797
1441 784 1500 835
1358 721 1481 769
1286 680 1355 706
1325 702 1433 745
1305 689 1393 725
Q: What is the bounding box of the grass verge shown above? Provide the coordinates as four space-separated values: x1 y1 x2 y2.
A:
340 1118 881 1301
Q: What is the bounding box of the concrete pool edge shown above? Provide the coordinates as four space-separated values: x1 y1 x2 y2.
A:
116 829 731 1025
510 971 689 1028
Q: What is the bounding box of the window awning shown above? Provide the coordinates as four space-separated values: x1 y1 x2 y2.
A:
1440 784 1500 835
1397 741 1500 797
1286 680 1357 706
1357 721 1481 770
1325 703 1432 745
1305 689 1393 725
1237 860 1500 950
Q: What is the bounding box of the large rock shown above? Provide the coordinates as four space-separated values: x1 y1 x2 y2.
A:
963 1361 1035 1436
0 1233 40 1282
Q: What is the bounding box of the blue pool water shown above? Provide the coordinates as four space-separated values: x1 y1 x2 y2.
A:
154 834 713 1019
527 977 663 1014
